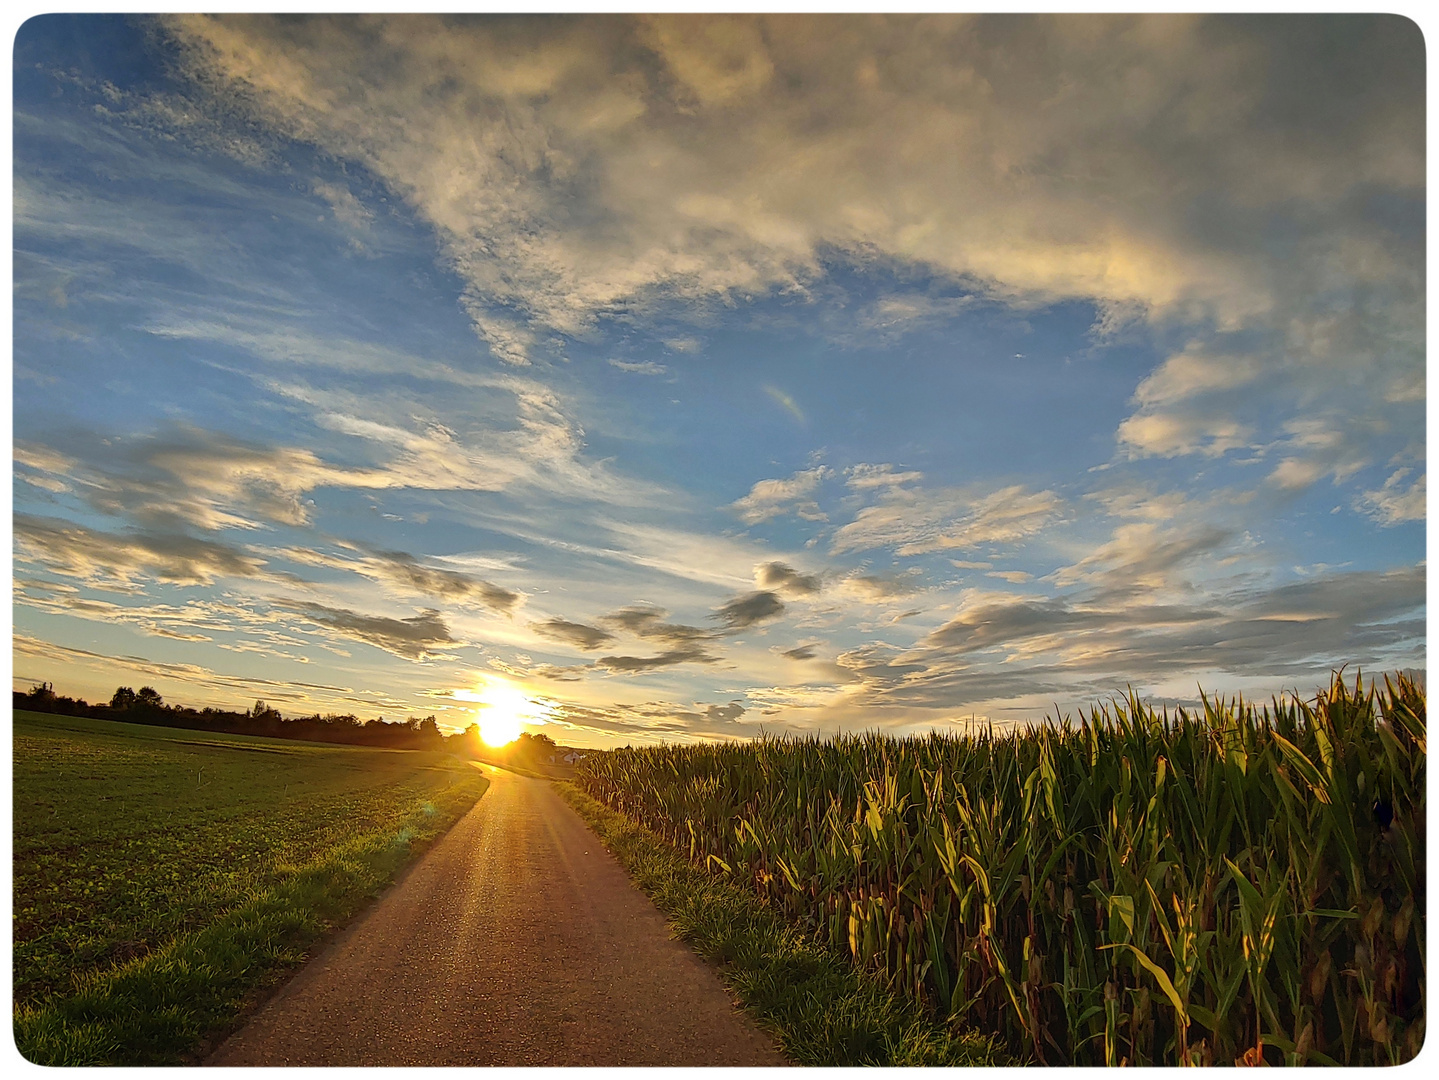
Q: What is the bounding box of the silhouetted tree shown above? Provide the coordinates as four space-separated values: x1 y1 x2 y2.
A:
400 716 444 748
252 699 282 724
512 731 558 763
25 680 473 753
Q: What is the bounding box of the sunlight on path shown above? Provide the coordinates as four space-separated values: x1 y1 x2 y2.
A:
206 767 785 1066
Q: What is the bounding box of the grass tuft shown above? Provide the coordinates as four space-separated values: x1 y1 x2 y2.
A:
556 781 1007 1066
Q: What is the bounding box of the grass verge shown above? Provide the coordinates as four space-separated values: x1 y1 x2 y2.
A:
555 781 1007 1066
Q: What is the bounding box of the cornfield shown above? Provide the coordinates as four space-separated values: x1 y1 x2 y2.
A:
577 673 1425 1065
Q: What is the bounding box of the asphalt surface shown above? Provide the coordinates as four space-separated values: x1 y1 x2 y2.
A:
205 764 786 1066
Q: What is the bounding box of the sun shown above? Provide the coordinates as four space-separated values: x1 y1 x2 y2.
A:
472 682 546 747
480 708 524 747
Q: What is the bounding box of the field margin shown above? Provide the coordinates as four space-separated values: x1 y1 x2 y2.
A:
555 781 1007 1067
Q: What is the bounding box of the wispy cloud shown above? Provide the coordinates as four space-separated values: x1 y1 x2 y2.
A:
547 695 752 741
1131 346 1263 408
1355 468 1425 525
278 544 523 612
600 604 714 647
608 358 668 375
714 590 786 630
312 178 374 246
1116 345 1264 460
1051 523 1233 598
831 482 1062 557
836 573 921 603
14 514 270 588
531 617 616 651
987 570 1034 584
1117 412 1252 460
16 426 385 532
846 464 923 492
830 564 1427 715
283 601 462 661
596 647 718 673
755 561 822 597
730 466 830 525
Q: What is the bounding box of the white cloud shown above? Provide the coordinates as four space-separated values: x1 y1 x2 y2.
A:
260 371 664 507
274 543 523 612
1051 521 1232 595
1355 468 1425 525
831 481 1061 556
987 570 1034 584
845 463 923 491
730 466 830 524
312 179 374 240
1131 346 1262 408
1262 417 1371 492
1269 456 1329 491
1117 411 1251 460
1116 346 1264 461
161 15 1422 360
1086 485 1195 522
608 358 667 375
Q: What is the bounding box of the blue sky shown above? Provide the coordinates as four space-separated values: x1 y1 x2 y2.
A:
12 14 1425 746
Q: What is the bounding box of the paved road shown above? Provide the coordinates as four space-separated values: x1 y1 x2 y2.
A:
206 765 785 1066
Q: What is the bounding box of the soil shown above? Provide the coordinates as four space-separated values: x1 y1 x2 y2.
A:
204 764 787 1066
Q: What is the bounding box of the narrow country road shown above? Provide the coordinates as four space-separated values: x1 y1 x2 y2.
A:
206 765 786 1066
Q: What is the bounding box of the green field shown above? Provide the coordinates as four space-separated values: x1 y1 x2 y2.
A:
12 710 490 1065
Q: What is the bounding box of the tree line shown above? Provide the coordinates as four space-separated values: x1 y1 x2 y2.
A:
14 680 557 764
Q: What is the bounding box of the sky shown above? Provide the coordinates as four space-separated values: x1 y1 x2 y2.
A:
10 13 1426 747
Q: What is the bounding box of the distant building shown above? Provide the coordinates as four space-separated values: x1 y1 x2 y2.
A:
561 750 587 764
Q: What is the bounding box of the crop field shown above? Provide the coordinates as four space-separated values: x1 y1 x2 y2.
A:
577 673 1425 1066
13 710 490 1065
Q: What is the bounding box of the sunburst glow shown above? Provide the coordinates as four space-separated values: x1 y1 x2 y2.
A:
469 682 550 747
480 709 524 747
